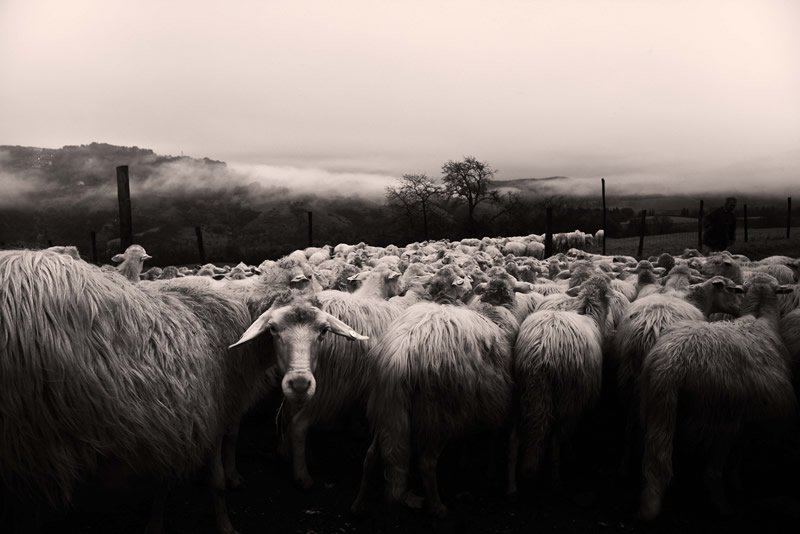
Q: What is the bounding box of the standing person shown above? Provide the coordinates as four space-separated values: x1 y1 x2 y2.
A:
703 197 737 252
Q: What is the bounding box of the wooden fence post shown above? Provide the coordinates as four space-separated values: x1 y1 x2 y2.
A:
788 197 792 239
698 200 704 250
743 204 748 243
307 211 313 248
601 178 606 255
116 165 133 251
90 231 98 263
195 226 206 264
638 210 647 259
544 207 553 259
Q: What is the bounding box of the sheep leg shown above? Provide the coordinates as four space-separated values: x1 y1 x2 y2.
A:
419 441 448 518
704 440 734 517
506 425 519 496
351 435 379 514
144 484 169 534
290 413 314 489
210 442 239 534
223 415 245 489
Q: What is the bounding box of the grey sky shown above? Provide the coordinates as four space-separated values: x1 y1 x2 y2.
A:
1 0 798 194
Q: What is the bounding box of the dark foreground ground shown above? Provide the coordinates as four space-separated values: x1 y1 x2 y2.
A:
8 387 800 534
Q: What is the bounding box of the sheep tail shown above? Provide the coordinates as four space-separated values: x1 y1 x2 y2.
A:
638 367 678 520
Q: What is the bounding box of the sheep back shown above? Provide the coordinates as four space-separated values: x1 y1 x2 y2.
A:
0 250 256 507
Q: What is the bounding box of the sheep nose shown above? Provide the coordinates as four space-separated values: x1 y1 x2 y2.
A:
289 376 311 393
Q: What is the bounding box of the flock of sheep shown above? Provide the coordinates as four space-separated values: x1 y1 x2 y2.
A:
1 229 799 533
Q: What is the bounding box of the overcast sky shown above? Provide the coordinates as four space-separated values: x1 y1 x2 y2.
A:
1 0 798 194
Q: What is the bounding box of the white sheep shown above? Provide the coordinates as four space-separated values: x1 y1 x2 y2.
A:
638 273 797 520
508 276 611 493
111 243 151 282
351 295 516 517
0 249 361 534
611 275 743 476
273 265 403 488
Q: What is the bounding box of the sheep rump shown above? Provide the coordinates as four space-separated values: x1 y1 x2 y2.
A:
0 250 262 517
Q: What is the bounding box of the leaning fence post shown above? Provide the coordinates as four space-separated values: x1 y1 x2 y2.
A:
195 226 206 264
601 178 607 255
638 210 647 259
544 207 553 259
698 200 704 250
116 165 133 251
788 197 792 239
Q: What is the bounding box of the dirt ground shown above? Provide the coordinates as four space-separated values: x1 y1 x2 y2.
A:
14 389 800 534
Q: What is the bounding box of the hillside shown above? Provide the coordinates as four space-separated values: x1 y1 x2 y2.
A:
1 144 797 265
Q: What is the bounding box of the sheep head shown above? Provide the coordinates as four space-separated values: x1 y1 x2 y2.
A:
689 275 743 316
230 295 368 403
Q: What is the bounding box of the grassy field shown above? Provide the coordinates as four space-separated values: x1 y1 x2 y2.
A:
603 227 800 261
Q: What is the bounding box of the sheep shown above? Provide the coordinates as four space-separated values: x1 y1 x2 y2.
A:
351 297 516 518
0 249 364 534
638 273 797 520
594 229 605 249
111 244 151 282
611 275 743 476
779 308 800 388
273 267 404 488
631 260 661 300
46 245 81 260
508 276 611 494
701 252 743 284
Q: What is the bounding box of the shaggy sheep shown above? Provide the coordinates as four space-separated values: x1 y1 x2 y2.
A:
509 276 611 493
611 275 743 476
638 273 796 520
701 252 743 284
111 244 151 283
0 249 363 534
262 266 404 488
46 245 81 260
779 308 800 389
351 297 516 517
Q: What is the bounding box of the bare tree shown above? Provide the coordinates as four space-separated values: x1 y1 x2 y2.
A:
441 156 499 236
385 173 444 240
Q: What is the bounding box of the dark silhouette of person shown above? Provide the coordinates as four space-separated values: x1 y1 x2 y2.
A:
703 197 737 252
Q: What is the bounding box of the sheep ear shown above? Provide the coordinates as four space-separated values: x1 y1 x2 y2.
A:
291 274 309 283
229 310 274 349
514 282 533 293
711 279 725 288
473 282 488 294
348 272 370 282
142 254 152 260
111 254 125 263
776 285 794 294
388 271 401 279
324 313 369 341
734 285 745 294
565 286 581 297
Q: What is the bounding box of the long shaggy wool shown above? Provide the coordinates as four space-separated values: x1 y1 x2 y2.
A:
638 274 797 518
0 249 261 507
513 309 604 472
365 302 513 501
294 290 403 425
